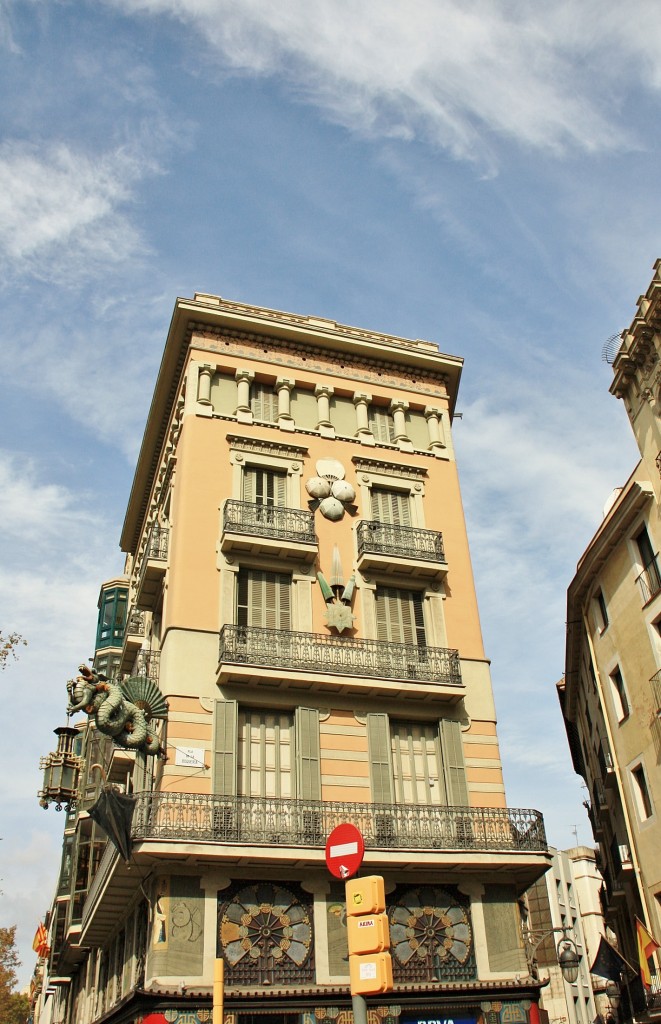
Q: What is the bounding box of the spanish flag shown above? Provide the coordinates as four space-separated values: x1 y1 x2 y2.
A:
32 922 49 959
636 917 660 990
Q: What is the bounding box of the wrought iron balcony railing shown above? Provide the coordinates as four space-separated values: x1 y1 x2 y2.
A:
131 791 547 852
223 499 316 545
145 524 169 561
133 649 160 682
126 607 146 636
636 553 661 604
219 624 462 687
357 520 445 563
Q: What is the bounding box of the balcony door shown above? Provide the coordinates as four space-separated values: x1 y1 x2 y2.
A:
238 710 294 799
371 487 411 526
374 586 425 646
243 467 287 507
236 568 291 630
390 720 443 806
367 712 468 807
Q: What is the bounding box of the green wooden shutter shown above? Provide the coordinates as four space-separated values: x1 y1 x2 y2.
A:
237 569 291 629
243 468 287 506
440 718 469 806
295 707 321 800
213 699 238 796
367 712 394 803
369 407 395 443
375 587 425 645
371 488 411 526
251 383 278 423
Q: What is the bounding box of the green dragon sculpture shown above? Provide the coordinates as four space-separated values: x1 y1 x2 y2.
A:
67 664 167 757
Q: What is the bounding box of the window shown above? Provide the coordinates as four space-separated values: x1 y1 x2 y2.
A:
243 466 287 506
212 700 321 802
609 667 630 721
369 406 395 443
635 524 661 602
366 713 468 807
236 568 291 630
595 588 609 631
370 486 411 526
250 381 278 423
238 710 293 798
391 721 443 805
374 586 425 645
631 763 653 820
95 587 128 649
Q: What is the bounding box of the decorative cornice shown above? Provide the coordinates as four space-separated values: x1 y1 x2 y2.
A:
226 434 309 460
193 324 450 399
352 456 428 479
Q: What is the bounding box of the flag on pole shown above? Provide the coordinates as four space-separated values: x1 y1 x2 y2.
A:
636 918 660 990
32 922 50 959
590 935 629 982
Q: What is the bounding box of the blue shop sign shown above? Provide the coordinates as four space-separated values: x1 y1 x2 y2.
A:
400 1016 478 1024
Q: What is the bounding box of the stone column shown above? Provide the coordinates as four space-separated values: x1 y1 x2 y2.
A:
197 364 213 406
235 368 254 424
353 392 375 445
315 384 335 437
424 405 447 453
275 377 296 431
390 399 413 451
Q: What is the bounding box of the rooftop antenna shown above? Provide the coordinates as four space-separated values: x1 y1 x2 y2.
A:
602 332 623 365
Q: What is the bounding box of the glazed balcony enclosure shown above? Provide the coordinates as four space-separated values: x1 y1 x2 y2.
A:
356 519 447 580
218 623 463 700
220 499 317 564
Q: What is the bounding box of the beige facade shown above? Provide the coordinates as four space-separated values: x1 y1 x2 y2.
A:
560 261 661 1007
39 295 551 1024
526 847 611 1024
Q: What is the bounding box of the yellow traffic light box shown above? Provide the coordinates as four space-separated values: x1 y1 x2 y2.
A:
347 913 391 955
345 875 386 916
345 875 393 996
349 951 394 996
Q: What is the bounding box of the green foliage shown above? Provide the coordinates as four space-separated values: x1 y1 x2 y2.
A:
0 926 27 1023
0 632 27 670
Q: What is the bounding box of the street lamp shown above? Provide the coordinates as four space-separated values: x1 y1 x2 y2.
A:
527 927 582 984
557 939 581 983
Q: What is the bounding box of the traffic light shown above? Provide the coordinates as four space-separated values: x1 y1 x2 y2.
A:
349 951 393 996
346 875 386 916
345 875 393 995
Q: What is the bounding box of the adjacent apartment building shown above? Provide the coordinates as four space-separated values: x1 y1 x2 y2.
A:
37 294 551 1024
526 847 610 1024
560 261 661 997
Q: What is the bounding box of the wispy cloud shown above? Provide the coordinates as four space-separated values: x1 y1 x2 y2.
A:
0 139 157 285
108 0 661 167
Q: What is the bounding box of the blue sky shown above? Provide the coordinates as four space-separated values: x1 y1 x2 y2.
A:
0 0 656 985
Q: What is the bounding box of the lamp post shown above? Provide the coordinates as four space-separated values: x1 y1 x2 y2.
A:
527 927 582 984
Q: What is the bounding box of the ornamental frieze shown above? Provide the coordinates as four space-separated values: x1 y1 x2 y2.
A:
189 326 449 399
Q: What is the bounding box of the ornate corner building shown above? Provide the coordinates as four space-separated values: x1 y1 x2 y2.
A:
560 261 661 1005
36 296 551 1024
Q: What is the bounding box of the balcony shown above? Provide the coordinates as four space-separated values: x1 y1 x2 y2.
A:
218 624 462 697
131 790 546 853
120 606 146 674
220 499 317 563
636 553 661 604
356 520 447 579
132 649 160 683
135 525 168 611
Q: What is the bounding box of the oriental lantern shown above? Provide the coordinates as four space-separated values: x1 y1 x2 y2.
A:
38 727 83 811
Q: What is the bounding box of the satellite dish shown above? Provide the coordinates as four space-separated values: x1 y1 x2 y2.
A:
602 332 623 365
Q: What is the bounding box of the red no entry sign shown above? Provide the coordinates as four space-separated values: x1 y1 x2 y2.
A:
325 823 365 879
